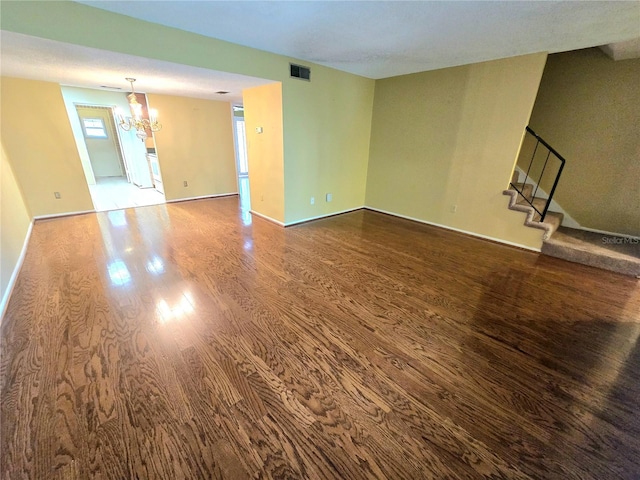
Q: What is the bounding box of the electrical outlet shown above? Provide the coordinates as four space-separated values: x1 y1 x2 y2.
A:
451 205 457 213
54 192 61 199
326 193 332 202
183 181 188 187
310 197 315 205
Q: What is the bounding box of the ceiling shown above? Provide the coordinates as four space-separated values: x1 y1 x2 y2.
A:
79 0 640 79
1 1 638 101
0 31 272 103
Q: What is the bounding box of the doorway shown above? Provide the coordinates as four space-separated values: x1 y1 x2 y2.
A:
77 106 126 178
75 104 165 212
233 106 250 215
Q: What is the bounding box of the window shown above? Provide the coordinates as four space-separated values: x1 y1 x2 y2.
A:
82 118 107 138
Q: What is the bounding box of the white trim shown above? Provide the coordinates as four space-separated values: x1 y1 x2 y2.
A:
1 221 34 323
250 210 285 226
284 207 364 227
364 206 541 252
33 209 95 221
166 192 238 204
571 226 640 241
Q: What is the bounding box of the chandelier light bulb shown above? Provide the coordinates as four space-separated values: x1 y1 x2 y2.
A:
115 77 162 141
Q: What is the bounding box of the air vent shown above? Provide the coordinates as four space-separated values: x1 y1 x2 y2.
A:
215 91 229 95
290 63 311 81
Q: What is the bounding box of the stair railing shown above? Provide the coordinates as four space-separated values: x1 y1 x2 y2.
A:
511 126 566 222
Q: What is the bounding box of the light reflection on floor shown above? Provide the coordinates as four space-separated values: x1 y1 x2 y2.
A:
239 176 252 225
156 291 195 324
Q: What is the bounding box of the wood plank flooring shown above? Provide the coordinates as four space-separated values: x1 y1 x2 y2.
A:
2 196 639 479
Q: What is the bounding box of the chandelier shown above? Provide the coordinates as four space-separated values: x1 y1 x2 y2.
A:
115 78 161 141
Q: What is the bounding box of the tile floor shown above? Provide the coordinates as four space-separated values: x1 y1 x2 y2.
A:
88 176 165 212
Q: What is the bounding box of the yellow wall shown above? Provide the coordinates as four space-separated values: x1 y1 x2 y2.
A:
366 53 548 249
1 142 32 306
529 48 640 236
146 94 238 201
243 83 285 223
282 72 374 224
1 77 94 217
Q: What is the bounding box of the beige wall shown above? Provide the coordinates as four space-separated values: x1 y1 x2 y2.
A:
283 72 374 224
1 77 94 217
243 83 285 223
529 48 640 236
366 53 548 249
1 142 32 309
146 94 238 201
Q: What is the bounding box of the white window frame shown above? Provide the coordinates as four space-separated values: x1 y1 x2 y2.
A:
82 118 108 138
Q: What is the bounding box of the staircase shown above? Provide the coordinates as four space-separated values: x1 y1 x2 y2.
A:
504 175 640 277
503 126 640 277
503 173 563 241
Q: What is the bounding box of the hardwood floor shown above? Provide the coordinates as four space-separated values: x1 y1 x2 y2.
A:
2 196 639 479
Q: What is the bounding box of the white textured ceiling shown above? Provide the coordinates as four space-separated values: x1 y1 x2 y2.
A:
79 0 640 79
2 1 638 101
0 31 272 103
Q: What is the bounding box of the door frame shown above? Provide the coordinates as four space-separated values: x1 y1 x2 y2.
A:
232 104 248 177
75 104 131 182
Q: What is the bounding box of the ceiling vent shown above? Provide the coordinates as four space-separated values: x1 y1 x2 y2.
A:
215 91 229 95
290 63 311 81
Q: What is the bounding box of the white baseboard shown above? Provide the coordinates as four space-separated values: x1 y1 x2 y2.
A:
572 226 639 240
250 210 285 226
256 203 541 252
166 192 238 204
284 207 364 227
33 209 95 221
1 221 34 324
364 206 541 252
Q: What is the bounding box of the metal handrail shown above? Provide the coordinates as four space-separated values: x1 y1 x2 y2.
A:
525 126 567 165
510 127 566 222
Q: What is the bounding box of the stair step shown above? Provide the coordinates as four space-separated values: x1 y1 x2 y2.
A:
539 211 563 236
511 182 534 200
516 194 545 211
503 188 564 239
543 227 640 277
